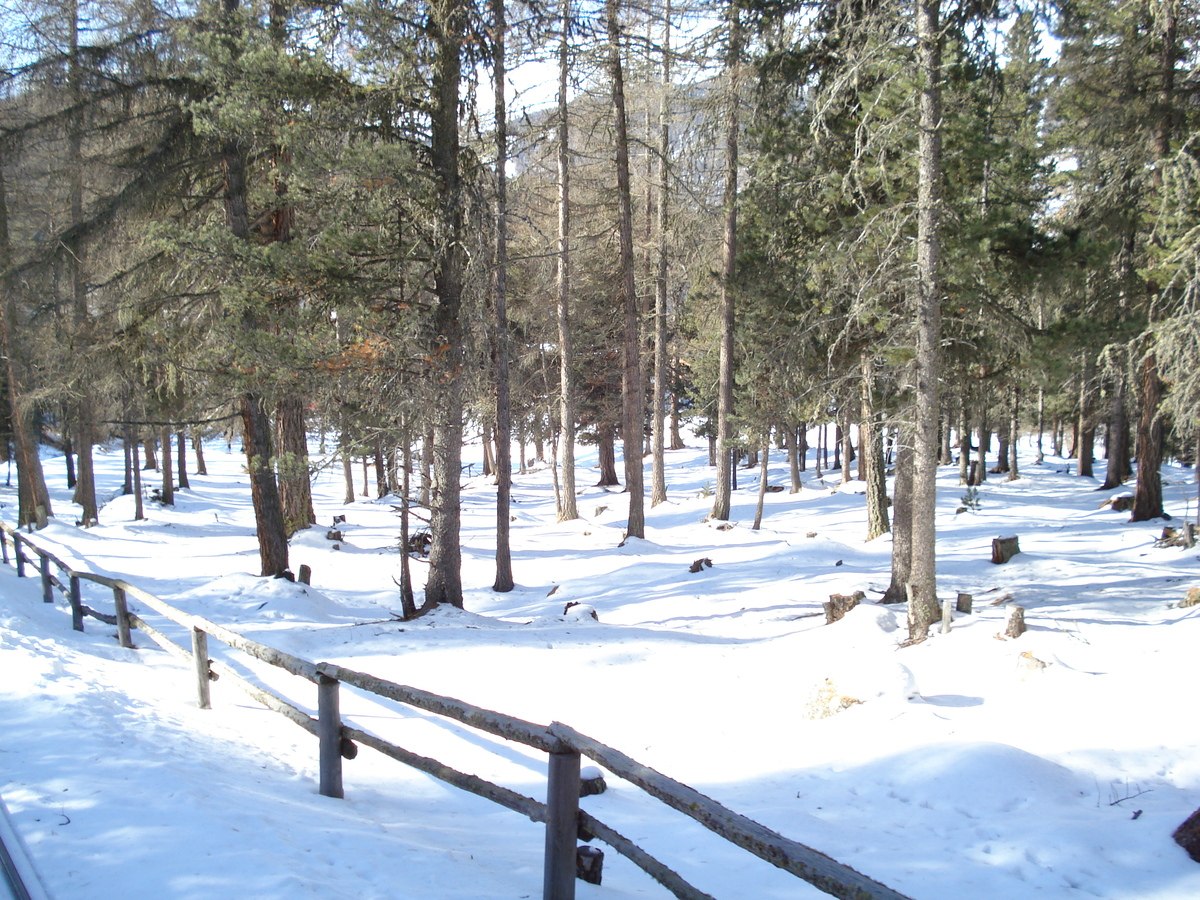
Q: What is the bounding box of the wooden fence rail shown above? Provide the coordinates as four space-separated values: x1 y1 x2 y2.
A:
0 520 914 900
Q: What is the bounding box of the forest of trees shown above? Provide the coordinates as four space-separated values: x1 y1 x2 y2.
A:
1 0 1197 640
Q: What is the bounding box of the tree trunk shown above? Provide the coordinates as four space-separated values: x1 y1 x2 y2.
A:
972 412 989 486
276 394 315 536
958 393 971 485
786 422 801 492
861 353 889 541
159 424 174 506
752 436 768 530
1035 388 1045 464
606 0 645 539
1078 356 1095 478
130 424 144 522
67 1 97 528
194 432 208 475
650 1 672 509
493 0 514 592
555 0 579 522
710 1 740 523
1131 352 1166 521
122 426 133 495
597 423 620 486
143 436 158 470
1101 354 1131 488
397 423 417 619
884 432 913 603
797 422 807 472
340 428 355 505
423 0 469 609
241 394 289 577
177 430 190 489
840 411 853 484
1007 386 1020 481
907 0 944 641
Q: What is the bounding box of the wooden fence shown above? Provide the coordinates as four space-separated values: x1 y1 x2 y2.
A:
0 520 914 900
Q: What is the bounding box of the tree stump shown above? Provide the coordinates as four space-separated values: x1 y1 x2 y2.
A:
576 845 604 884
991 535 1020 564
688 557 713 573
956 592 973 614
1108 494 1135 513
580 766 607 798
824 591 864 624
1174 808 1200 862
1004 605 1026 639
1181 587 1200 609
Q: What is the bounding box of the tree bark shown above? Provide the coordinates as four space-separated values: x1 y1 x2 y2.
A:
606 0 645 539
907 0 944 641
555 0 579 523
752 436 768 530
711 0 741 523
597 423 620 486
650 2 672 509
1078 357 1096 478
861 353 889 541
493 0 514 592
1131 351 1166 520
423 0 469 608
241 395 289 577
160 424 175 506
0 144 51 529
276 394 315 536
883 432 913 603
177 431 190 489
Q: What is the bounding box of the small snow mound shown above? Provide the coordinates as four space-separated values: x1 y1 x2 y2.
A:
563 602 599 622
884 742 1084 813
176 573 343 623
835 480 868 495
837 602 901 635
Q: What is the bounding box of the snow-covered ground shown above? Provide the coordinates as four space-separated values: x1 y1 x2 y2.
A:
1 433 1199 899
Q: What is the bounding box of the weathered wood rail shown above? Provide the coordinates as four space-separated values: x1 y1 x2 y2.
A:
0 520 914 900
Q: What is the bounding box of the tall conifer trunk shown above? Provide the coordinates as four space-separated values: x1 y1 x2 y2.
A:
711 1 740 522
907 0 943 640
555 0 578 522
606 0 645 539
650 2 672 508
492 0 514 592
423 0 468 608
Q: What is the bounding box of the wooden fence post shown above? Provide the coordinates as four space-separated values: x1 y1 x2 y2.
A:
40 555 53 604
113 587 134 649
191 627 212 709
544 747 581 900
69 575 84 632
317 675 345 799
14 534 25 577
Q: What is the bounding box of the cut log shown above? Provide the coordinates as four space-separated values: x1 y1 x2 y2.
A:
991 535 1020 564
1174 807 1200 862
688 557 713 574
956 592 973 614
576 845 604 885
580 766 607 797
1004 605 1026 639
824 591 864 625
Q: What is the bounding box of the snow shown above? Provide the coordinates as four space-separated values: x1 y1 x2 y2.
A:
2 437 1200 899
